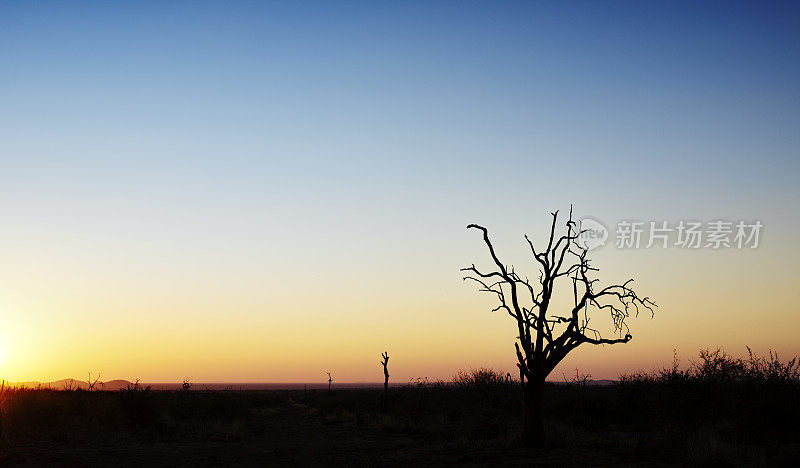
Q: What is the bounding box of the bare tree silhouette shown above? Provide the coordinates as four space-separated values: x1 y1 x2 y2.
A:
87 372 101 392
63 379 76 392
380 351 389 413
463 207 655 446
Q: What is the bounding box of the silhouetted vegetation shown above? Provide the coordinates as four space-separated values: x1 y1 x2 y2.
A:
621 347 800 384
0 350 797 465
452 368 509 390
615 348 800 452
301 351 800 465
463 209 655 445
380 351 390 414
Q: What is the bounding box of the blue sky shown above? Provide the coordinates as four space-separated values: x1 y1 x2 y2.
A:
0 1 798 381
3 1 798 243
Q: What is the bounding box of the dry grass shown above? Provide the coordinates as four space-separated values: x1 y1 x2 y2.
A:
0 349 797 466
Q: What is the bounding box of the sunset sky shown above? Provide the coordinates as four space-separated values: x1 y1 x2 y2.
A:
1 1 798 383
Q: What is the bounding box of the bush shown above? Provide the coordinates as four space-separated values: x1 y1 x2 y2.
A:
620 347 800 385
617 348 800 445
452 368 510 390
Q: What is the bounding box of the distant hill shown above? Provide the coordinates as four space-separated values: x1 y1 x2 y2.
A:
100 380 134 391
50 379 89 390
588 379 615 386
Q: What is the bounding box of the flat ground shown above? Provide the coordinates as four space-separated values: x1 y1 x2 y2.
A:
0 381 797 467
0 398 674 467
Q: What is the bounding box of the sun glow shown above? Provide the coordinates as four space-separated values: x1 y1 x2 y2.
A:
0 341 7 368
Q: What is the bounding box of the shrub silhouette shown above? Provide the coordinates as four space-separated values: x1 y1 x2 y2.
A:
452 368 508 390
619 347 800 385
618 348 800 445
180 379 192 392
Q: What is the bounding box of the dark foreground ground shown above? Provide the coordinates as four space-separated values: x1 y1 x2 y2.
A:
0 382 797 467
1 351 799 467
0 390 670 467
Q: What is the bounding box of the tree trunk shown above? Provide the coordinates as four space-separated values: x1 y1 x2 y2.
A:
522 378 545 447
382 377 389 414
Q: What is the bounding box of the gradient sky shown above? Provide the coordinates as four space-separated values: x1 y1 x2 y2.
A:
1 1 798 383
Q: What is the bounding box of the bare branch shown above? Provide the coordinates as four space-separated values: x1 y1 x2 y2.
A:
463 210 656 388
